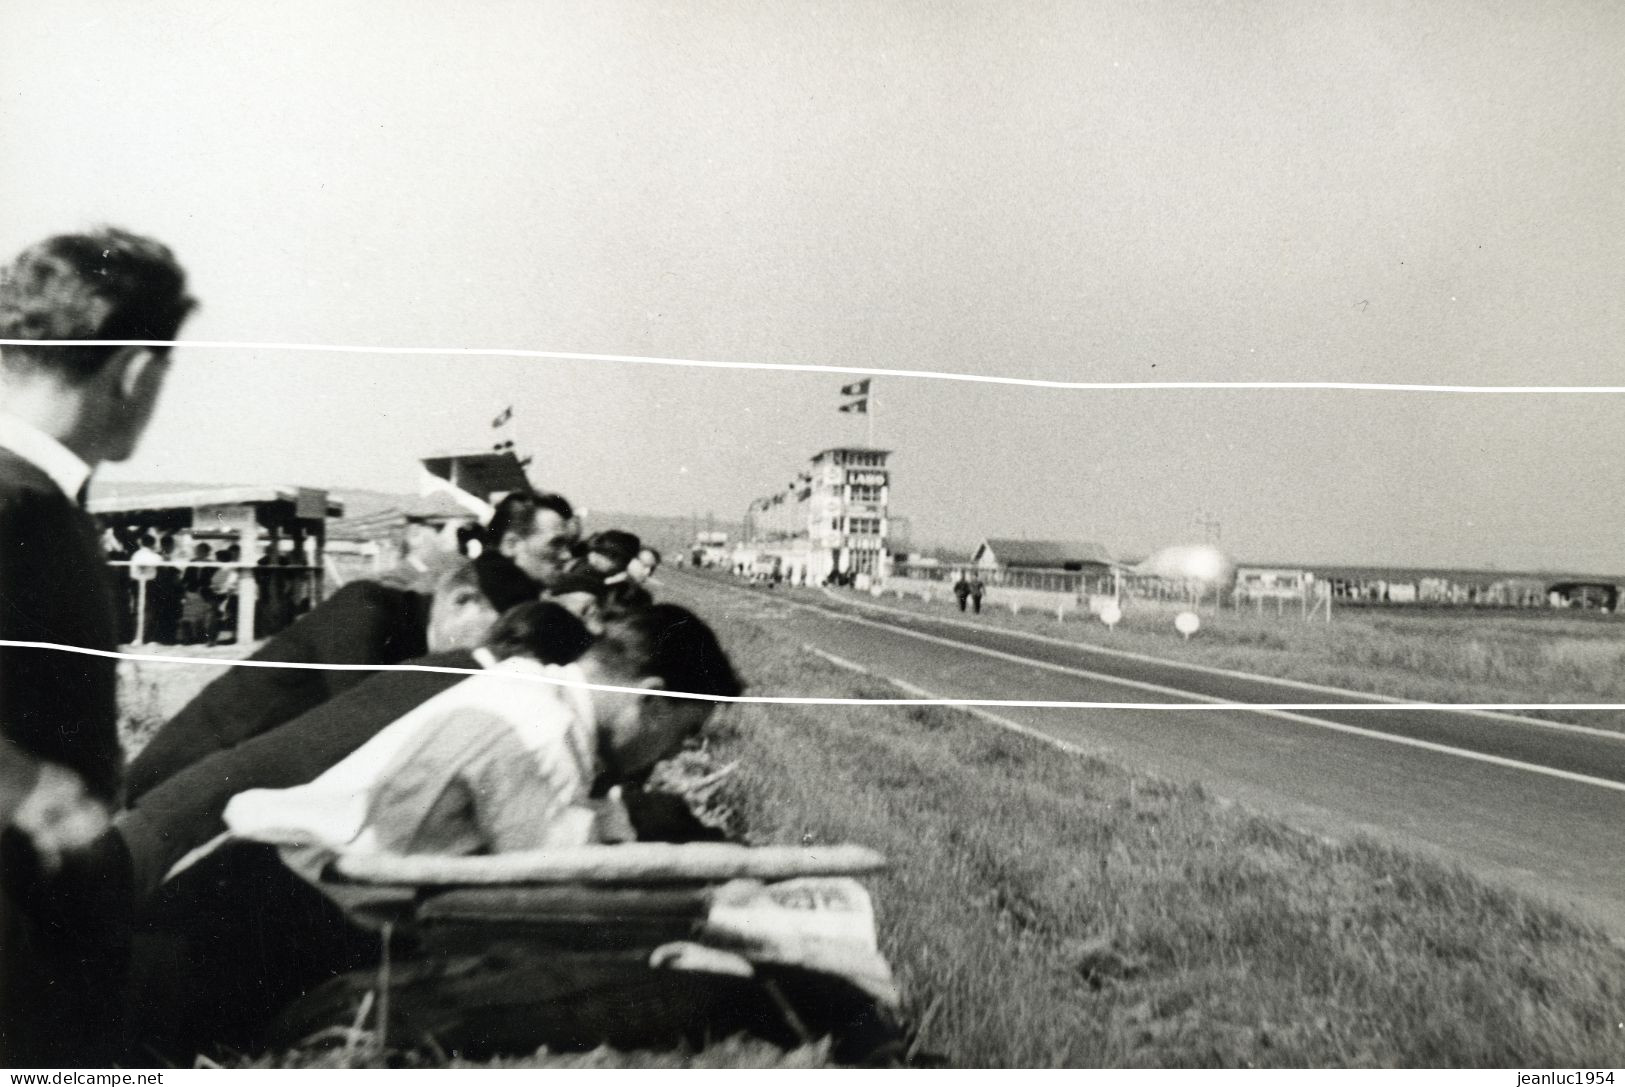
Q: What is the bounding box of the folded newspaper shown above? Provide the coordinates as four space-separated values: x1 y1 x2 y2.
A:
655 876 899 1007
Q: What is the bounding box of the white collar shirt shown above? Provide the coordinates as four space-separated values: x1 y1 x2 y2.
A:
222 657 603 855
0 412 91 502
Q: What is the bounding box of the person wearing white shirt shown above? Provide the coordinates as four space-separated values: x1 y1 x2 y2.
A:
227 602 744 861
126 602 743 1060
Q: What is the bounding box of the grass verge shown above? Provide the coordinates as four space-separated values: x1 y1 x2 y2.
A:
696 595 1625 1067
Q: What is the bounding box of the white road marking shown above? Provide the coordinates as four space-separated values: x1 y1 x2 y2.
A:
718 589 1625 795
805 646 1104 761
820 588 1625 742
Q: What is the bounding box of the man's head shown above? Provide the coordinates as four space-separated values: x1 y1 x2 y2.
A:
401 518 445 561
543 566 611 634
425 553 541 653
627 546 662 584
581 529 642 577
487 491 577 586
543 566 657 636
482 600 596 665
0 228 196 466
578 604 744 783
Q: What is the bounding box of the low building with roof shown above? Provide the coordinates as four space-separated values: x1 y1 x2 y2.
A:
971 538 1113 573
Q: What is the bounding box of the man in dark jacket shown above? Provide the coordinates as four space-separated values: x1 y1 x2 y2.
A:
0 228 196 1066
116 594 592 905
125 553 539 801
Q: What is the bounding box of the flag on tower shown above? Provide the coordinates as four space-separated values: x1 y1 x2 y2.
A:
840 379 870 397
839 398 868 414
492 405 514 428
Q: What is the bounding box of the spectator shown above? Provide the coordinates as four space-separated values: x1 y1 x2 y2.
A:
952 574 970 612
378 516 460 593
487 490 578 587
229 602 743 858
969 574 986 615
626 545 662 585
124 553 540 802
150 533 184 644
121 602 740 1061
577 528 642 579
113 597 595 910
178 542 216 645
544 566 655 636
0 226 196 1066
209 543 241 642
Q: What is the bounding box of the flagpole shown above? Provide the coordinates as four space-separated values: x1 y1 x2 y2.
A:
867 383 875 447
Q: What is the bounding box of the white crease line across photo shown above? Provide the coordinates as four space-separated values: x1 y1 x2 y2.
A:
9 338 1623 714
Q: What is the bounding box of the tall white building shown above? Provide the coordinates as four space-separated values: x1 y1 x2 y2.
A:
743 446 893 583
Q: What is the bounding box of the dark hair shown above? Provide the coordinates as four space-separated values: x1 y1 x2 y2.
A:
586 529 642 571
0 228 197 378
600 579 653 621
486 490 575 546
437 554 540 614
592 603 743 699
544 566 610 599
484 601 594 665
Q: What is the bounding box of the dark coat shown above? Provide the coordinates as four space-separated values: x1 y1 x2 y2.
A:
124 580 432 801
0 448 122 802
118 649 480 901
0 447 125 1066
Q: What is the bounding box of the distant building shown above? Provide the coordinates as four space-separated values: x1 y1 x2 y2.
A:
742 447 893 583
326 449 534 579
971 538 1113 573
690 530 730 568
417 449 533 521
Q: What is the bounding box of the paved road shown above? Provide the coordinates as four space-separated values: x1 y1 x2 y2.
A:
668 571 1625 936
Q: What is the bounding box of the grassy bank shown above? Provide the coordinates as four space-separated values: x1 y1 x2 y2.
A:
810 581 1625 732
695 597 1625 1067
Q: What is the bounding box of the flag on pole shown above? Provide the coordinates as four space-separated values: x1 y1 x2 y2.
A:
839 398 868 414
840 379 870 397
492 405 514 428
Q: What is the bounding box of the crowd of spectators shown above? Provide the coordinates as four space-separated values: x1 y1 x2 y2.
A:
1 228 767 1066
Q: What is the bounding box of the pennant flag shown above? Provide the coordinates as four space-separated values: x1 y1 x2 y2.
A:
840 379 871 397
492 405 514 428
492 439 516 452
839 398 868 414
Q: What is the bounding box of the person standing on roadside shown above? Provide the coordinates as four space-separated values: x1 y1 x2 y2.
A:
968 574 985 615
952 573 971 612
0 227 196 1067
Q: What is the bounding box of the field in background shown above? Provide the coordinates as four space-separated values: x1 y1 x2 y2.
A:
835 582 1625 731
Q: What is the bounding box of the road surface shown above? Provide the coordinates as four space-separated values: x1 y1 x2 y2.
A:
669 571 1625 936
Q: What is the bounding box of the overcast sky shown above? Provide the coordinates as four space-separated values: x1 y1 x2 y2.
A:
2 1 1621 570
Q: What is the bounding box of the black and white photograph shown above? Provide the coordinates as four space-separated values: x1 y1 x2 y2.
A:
2 0 1623 1073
